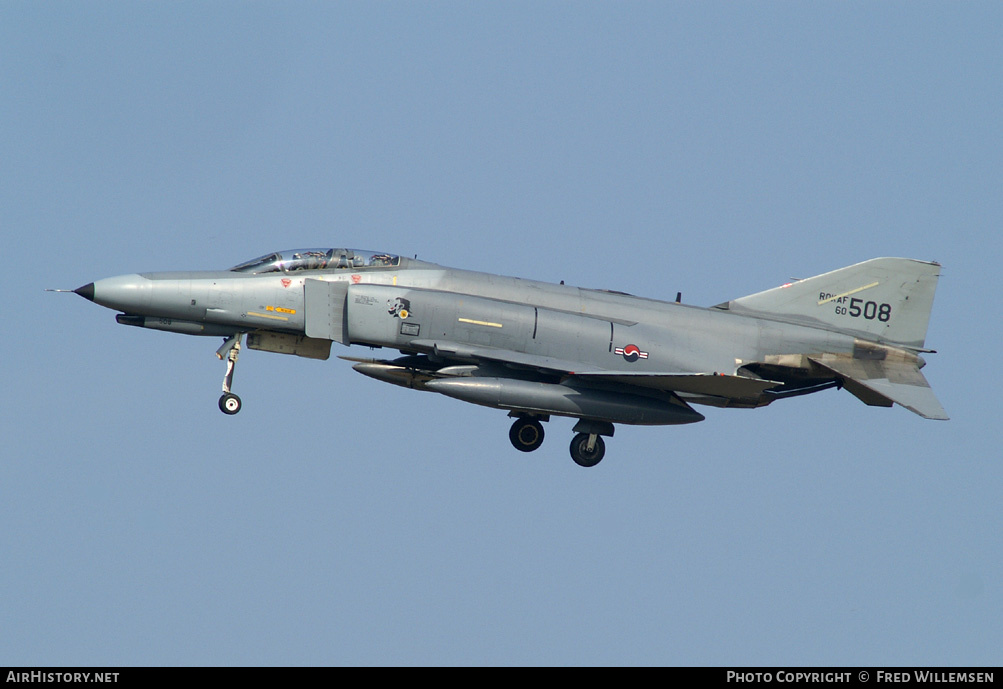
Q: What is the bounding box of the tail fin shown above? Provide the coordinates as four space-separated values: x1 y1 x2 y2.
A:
718 258 942 349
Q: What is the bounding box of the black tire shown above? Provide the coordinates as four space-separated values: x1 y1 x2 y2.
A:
219 392 242 415
509 417 545 452
569 433 605 467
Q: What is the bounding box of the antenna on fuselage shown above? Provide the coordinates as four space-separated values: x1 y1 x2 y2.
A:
676 292 682 303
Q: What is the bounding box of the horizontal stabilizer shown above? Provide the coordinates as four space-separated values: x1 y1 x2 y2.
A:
809 353 948 420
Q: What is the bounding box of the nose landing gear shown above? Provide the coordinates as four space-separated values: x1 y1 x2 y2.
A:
217 334 244 415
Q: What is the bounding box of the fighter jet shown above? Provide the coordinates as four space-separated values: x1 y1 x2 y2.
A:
61 248 947 466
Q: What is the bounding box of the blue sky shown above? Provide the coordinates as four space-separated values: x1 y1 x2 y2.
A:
2 2 1000 665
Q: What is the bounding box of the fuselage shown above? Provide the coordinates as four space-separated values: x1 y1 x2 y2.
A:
83 255 856 384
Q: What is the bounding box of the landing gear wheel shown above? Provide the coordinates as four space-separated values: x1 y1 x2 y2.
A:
570 433 605 467
219 392 242 415
509 417 545 452
216 334 244 415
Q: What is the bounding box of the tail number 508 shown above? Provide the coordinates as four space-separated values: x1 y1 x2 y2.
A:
835 298 891 322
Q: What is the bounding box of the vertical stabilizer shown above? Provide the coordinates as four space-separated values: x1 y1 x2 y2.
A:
719 258 941 349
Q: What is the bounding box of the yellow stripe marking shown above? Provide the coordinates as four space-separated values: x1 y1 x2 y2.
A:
458 317 503 328
248 311 290 321
817 282 880 305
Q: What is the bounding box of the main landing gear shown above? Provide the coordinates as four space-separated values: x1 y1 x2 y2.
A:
507 415 613 467
569 432 605 468
217 333 244 415
509 416 545 452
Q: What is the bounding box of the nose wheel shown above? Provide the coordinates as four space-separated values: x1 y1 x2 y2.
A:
219 392 242 415
217 334 244 415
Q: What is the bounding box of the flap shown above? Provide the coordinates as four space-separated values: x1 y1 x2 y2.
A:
570 371 781 401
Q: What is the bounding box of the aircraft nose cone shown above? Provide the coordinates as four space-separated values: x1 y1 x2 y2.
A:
87 273 153 312
74 283 95 301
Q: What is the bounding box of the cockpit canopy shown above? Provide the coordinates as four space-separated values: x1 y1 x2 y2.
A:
230 248 401 274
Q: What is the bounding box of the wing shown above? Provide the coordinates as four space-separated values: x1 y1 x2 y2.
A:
406 339 778 406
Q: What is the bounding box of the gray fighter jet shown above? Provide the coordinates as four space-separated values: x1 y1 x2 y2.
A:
63 249 947 466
